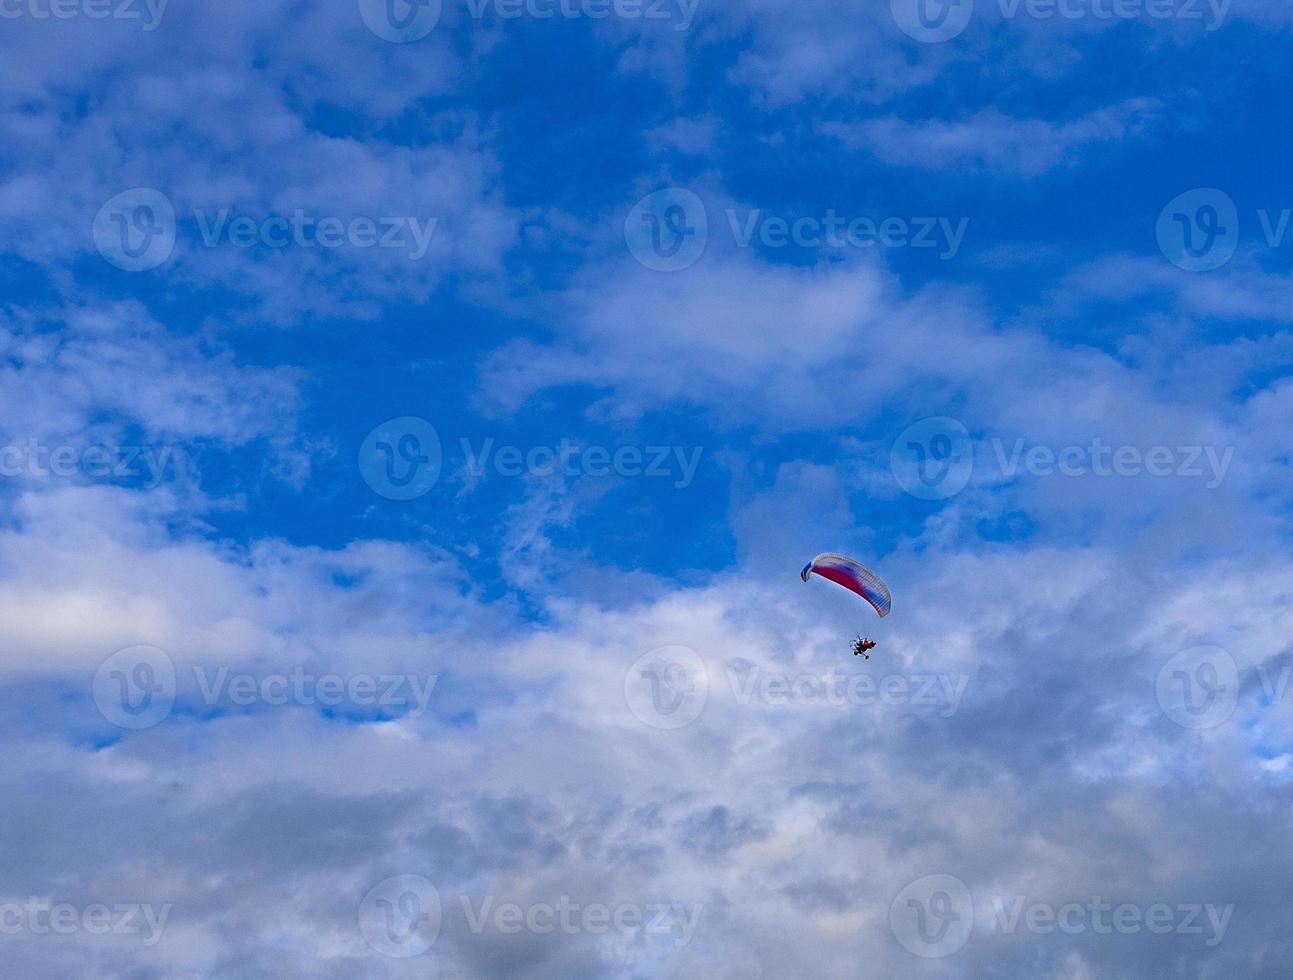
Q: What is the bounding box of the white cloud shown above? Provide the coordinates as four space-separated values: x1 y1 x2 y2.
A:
0 10 519 322
822 99 1160 177
645 115 719 156
0 300 301 446
0 490 1289 976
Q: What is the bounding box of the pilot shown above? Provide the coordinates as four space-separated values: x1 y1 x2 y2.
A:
852 637 877 658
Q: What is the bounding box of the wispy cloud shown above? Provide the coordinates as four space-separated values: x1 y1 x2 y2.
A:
822 98 1160 177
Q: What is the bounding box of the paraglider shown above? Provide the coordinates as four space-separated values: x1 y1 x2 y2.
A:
851 637 877 659
801 553 891 658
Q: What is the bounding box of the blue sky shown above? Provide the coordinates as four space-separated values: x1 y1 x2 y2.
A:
2 1 1292 977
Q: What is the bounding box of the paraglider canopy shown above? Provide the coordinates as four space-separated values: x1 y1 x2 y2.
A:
801 553 892 618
